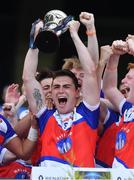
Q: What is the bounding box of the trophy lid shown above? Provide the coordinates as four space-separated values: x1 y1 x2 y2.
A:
44 10 67 28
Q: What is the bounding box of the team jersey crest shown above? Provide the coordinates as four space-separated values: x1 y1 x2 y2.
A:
57 136 72 154
116 130 126 150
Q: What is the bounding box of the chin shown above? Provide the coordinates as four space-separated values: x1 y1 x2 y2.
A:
56 106 65 113
57 107 70 114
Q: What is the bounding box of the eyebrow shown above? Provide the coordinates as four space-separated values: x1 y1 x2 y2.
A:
52 83 72 87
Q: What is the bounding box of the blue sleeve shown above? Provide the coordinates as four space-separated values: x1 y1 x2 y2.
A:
0 114 16 144
76 102 100 129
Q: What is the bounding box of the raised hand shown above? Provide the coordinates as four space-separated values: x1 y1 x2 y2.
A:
112 40 128 55
126 34 134 55
79 12 95 31
5 83 20 105
68 20 80 38
99 45 113 66
45 94 54 110
29 19 44 49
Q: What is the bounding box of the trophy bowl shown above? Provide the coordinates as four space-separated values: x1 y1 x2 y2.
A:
34 30 60 53
34 10 73 53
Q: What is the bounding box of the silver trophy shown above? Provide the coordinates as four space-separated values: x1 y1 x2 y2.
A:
34 10 73 53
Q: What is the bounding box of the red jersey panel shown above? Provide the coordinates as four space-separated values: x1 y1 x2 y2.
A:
0 161 31 179
95 109 121 167
114 101 134 168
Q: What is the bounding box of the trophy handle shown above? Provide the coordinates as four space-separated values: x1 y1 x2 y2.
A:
34 30 60 53
54 15 74 33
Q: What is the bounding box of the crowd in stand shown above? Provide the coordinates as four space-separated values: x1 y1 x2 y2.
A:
0 10 134 179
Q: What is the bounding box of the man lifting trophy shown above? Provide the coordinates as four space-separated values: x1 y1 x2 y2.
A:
29 10 73 53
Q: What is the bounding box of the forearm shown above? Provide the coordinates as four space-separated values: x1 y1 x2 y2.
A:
71 32 95 73
2 149 17 164
97 60 106 90
5 127 38 161
23 48 39 81
103 54 119 92
14 113 31 138
22 127 38 160
87 29 99 67
102 54 122 110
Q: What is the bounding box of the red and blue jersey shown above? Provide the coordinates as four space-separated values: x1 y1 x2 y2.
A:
0 114 31 179
0 160 31 179
37 101 100 168
0 114 16 145
95 109 121 167
113 100 134 168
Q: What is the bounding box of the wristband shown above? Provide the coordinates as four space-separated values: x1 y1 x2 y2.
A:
86 30 96 36
28 127 38 142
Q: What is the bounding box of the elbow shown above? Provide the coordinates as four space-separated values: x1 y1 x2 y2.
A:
17 153 31 161
22 155 31 161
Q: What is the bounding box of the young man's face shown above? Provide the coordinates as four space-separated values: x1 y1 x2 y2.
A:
121 69 134 101
40 78 53 100
119 83 129 98
51 76 79 114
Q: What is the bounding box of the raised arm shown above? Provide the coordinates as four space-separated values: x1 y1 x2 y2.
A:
103 40 128 112
79 12 99 67
97 45 113 90
22 20 45 114
69 20 99 106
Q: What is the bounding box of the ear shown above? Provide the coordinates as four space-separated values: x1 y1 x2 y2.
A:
76 88 81 99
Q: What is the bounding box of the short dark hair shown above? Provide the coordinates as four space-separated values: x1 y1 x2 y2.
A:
36 68 54 82
53 69 79 89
